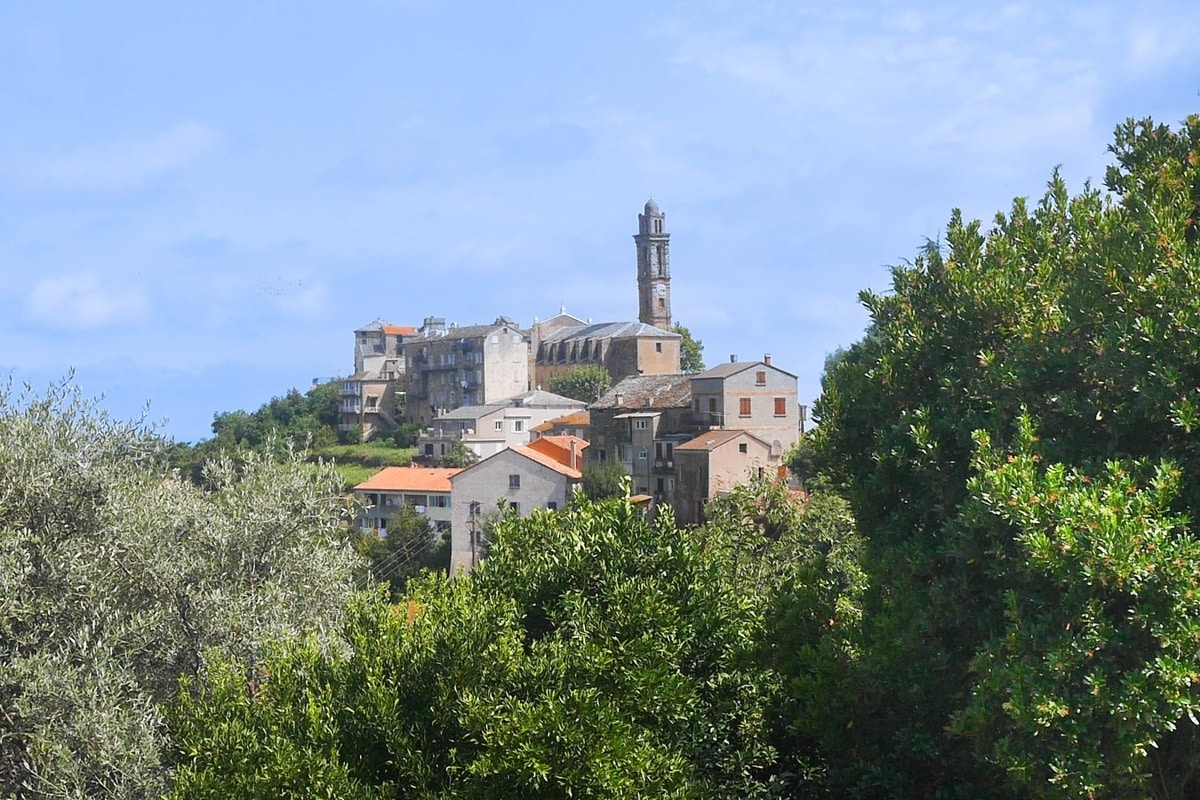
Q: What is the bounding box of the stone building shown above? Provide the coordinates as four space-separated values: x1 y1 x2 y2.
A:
530 200 682 389
401 316 531 426
339 320 417 439
448 441 585 574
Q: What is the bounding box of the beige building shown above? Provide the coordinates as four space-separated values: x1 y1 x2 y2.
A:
688 356 800 456
401 316 531 426
531 410 591 441
673 429 775 525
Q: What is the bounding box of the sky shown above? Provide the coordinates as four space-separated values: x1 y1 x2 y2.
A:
1 2 1198 444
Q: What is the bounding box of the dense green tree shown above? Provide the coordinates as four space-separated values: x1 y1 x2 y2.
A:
672 322 705 373
0 378 363 799
580 458 629 500
437 440 479 469
547 364 612 403
812 113 1200 798
357 505 448 600
169 491 798 798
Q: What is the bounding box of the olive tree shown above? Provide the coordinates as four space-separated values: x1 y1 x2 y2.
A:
0 378 363 799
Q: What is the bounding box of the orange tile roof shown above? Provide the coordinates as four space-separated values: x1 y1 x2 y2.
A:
354 466 460 493
526 435 589 469
382 324 418 336
531 410 590 434
512 445 583 479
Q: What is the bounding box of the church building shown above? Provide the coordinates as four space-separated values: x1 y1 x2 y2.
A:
531 200 682 388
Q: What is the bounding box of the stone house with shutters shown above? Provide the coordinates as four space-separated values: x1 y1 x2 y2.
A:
687 356 800 457
448 438 586 574
673 429 775 525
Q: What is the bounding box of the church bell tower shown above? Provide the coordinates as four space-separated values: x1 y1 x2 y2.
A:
634 198 671 330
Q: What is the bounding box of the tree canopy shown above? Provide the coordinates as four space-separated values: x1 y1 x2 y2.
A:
546 364 612 403
810 113 1200 798
0 379 363 799
672 322 705 373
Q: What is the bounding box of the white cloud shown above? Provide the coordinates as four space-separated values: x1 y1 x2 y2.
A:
25 272 150 328
1124 23 1196 74
28 122 220 191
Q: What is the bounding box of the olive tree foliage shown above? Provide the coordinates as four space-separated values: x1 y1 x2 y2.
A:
0 379 363 800
811 114 1200 798
168 483 868 798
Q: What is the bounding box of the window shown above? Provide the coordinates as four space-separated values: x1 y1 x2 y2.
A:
508 474 521 489
513 420 524 432
495 420 503 431
509 502 520 513
547 501 558 511
738 443 748 454
774 397 787 416
655 342 663 352
635 419 649 430
755 370 767 385
639 448 648 459
739 397 752 417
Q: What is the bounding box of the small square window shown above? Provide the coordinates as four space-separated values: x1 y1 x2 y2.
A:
508 474 520 488
635 419 649 430
755 371 767 386
739 398 752 417
547 501 558 511
739 443 748 454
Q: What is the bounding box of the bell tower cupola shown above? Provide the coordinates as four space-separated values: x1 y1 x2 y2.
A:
634 198 671 329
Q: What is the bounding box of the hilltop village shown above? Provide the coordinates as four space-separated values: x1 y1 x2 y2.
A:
343 200 805 573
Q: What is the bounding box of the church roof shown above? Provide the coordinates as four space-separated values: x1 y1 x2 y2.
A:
540 320 678 345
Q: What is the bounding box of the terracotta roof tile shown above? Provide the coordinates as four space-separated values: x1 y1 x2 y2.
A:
527 435 589 469
354 466 461 493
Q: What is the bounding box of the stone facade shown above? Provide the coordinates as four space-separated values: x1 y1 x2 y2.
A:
688 356 800 455
635 199 671 330
339 320 416 439
401 316 531 426
448 445 583 574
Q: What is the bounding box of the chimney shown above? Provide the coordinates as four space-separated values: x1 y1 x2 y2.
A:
570 439 579 471
764 353 772 366
730 354 737 363
615 393 623 406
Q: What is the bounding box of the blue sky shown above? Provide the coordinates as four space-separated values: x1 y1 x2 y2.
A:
1 2 1197 443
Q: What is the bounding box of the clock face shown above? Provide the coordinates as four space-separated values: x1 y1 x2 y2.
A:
654 283 666 298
